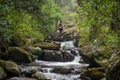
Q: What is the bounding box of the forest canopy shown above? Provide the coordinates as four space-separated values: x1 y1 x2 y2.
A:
0 0 63 42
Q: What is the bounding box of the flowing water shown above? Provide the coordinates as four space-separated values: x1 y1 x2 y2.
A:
22 41 89 80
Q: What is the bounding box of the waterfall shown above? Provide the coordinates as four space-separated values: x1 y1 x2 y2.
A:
22 41 89 80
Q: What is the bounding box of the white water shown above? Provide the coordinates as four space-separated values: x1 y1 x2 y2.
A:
60 41 74 49
34 41 89 80
43 73 81 80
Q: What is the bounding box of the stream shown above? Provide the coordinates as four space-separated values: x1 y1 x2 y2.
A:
21 41 89 80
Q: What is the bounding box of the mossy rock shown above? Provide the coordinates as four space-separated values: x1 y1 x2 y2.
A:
52 67 72 74
34 42 60 50
0 67 7 80
27 47 43 57
94 58 108 68
2 47 33 63
41 50 63 61
21 66 39 77
0 60 20 77
84 68 105 80
32 71 49 80
79 45 103 67
7 77 37 80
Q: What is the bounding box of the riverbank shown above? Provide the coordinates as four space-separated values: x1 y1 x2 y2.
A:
0 26 120 80
0 36 88 80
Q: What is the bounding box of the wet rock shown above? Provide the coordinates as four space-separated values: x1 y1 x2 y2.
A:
7 77 37 80
27 47 43 59
80 67 105 80
44 31 80 42
0 60 20 77
32 71 50 80
40 50 74 62
80 74 91 80
39 50 64 61
101 78 106 80
2 47 33 63
0 67 7 80
34 42 60 50
52 67 73 74
106 49 120 80
70 49 77 56
21 66 40 77
60 50 74 62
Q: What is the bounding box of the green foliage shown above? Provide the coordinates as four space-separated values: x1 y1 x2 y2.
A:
77 0 120 57
77 0 119 43
0 0 63 43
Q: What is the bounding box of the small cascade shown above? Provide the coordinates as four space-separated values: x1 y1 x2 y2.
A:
21 41 89 80
60 41 74 49
35 41 89 80
42 68 53 73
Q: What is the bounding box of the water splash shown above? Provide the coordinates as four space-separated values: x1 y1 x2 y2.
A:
22 41 89 80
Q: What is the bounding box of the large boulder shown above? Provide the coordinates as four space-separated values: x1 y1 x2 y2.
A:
29 47 42 56
40 50 63 61
0 67 7 80
2 47 33 63
32 71 50 80
106 49 120 80
80 68 105 80
34 42 60 50
52 67 73 74
0 60 20 77
79 45 103 67
39 50 74 62
7 77 37 80
25 47 43 60
21 66 40 77
60 50 74 62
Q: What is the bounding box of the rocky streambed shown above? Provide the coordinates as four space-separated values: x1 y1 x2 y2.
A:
20 41 89 80
0 40 89 80
0 32 120 80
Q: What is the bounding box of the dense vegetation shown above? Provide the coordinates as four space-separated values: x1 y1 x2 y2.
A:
0 0 120 80
0 0 63 44
0 0 119 62
77 0 120 58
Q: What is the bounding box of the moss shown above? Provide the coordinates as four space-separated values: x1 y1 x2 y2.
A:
7 77 37 80
0 60 20 76
32 71 49 80
85 68 105 80
94 58 108 68
2 47 33 63
34 42 60 50
29 47 43 56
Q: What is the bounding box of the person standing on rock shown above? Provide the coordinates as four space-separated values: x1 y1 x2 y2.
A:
58 21 63 36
